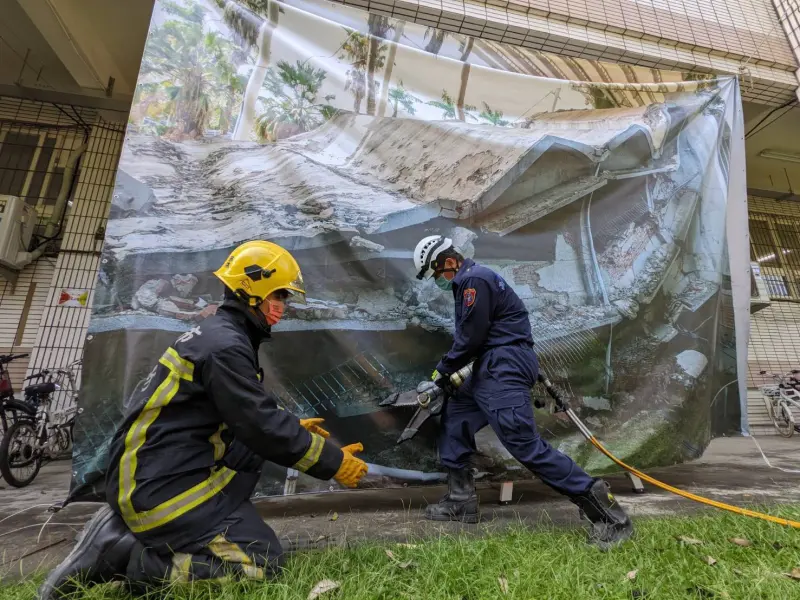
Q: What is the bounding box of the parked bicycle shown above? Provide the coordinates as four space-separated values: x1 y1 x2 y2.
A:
0 359 82 487
759 369 800 438
0 352 31 436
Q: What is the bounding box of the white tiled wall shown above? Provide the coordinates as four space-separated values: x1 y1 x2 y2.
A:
326 0 799 104
0 261 55 390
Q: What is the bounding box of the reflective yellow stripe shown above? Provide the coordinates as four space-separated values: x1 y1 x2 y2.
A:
293 432 324 473
209 424 227 461
208 534 265 580
170 553 193 582
208 534 252 563
161 347 193 381
126 467 237 532
118 347 236 533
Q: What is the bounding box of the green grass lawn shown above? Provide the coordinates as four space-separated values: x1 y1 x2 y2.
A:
4 505 800 599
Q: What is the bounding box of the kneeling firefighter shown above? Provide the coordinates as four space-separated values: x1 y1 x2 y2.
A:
39 241 369 599
413 235 633 549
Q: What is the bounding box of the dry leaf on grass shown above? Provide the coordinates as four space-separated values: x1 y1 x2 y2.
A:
729 538 752 547
705 556 718 566
385 550 396 560
308 580 340 600
785 567 800 581
498 576 509 595
626 570 638 581
329 512 339 522
676 535 703 545
397 543 418 549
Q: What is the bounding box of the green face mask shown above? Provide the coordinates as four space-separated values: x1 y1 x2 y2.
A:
435 277 453 291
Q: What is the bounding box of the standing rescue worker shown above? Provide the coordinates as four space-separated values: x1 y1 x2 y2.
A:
39 241 368 599
413 235 633 549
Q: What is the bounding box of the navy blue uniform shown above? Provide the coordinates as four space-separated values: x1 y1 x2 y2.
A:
435 259 594 497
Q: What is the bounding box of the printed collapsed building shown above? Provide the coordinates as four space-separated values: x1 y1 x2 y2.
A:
83 88 735 480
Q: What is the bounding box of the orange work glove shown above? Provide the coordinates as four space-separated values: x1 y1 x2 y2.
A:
299 418 330 438
334 443 368 488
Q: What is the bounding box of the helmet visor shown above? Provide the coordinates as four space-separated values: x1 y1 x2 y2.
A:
283 274 307 304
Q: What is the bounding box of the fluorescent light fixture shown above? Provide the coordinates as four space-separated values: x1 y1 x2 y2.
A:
757 249 791 263
759 149 800 164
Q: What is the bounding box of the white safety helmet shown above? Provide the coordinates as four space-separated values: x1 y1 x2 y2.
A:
414 235 454 280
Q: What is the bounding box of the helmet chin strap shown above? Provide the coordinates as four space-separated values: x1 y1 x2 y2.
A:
232 289 272 335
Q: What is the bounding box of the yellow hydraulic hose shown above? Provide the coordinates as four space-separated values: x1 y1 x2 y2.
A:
532 373 800 529
579 418 800 529
441 366 800 528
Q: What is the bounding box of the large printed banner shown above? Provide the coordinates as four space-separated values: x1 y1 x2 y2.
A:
69 0 749 501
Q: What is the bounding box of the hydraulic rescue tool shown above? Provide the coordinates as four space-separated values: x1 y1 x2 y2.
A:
381 362 800 529
380 362 553 444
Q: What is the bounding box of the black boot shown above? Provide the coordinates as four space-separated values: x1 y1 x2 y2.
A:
37 505 139 600
425 468 479 523
571 479 634 551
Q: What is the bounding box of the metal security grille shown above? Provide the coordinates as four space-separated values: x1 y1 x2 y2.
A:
749 212 800 300
0 98 93 244
0 96 126 415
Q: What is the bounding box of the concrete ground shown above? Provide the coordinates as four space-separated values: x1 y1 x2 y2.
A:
1 435 799 581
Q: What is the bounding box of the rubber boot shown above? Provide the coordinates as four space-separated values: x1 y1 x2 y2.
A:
571 479 633 551
37 505 139 600
424 467 479 523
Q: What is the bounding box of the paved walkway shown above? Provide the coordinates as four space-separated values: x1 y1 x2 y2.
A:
1 435 799 581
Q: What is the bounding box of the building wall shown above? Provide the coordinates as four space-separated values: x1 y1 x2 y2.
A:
26 113 125 412
327 0 799 104
0 97 125 410
773 0 800 101
747 195 800 435
0 261 55 390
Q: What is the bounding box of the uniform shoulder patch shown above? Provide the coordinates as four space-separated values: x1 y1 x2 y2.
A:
463 287 477 307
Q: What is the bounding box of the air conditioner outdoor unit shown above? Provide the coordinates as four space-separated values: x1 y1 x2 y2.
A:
0 195 38 274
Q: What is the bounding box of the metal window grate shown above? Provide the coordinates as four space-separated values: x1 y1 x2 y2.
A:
0 98 95 244
748 208 800 391
749 212 800 301
0 96 126 415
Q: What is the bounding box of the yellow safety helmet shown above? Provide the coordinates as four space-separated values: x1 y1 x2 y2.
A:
214 240 306 307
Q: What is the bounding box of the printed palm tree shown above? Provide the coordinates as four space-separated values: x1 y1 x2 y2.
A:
340 31 370 113
423 27 447 55
428 90 475 120
255 60 337 142
366 15 391 115
478 102 509 127
388 81 420 117
216 69 248 134
138 1 237 139
456 36 475 121
377 21 405 117
214 0 279 141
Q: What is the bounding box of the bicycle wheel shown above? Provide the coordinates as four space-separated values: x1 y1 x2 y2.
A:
773 400 795 438
0 420 41 487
